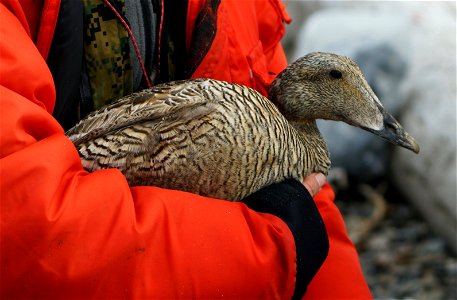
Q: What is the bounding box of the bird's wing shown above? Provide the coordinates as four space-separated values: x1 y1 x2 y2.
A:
67 79 218 145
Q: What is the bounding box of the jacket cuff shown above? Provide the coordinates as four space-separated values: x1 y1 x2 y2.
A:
242 179 329 299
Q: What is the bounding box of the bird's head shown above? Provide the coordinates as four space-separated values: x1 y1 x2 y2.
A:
269 52 420 154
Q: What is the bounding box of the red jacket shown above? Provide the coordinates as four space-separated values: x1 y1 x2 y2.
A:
0 0 371 298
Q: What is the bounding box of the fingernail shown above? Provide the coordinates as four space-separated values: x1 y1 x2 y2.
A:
315 173 326 187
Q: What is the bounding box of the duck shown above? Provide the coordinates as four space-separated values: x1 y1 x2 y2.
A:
67 52 420 201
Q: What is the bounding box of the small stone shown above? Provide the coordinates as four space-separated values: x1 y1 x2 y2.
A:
395 245 414 263
367 235 390 251
445 259 457 277
395 222 428 243
417 238 446 256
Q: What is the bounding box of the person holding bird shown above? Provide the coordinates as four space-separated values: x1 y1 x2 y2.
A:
0 0 373 299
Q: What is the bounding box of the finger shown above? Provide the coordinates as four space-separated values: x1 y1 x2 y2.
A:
302 173 326 197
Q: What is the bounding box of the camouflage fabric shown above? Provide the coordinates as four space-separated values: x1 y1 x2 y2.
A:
82 0 132 109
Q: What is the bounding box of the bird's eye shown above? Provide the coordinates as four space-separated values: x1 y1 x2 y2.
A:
329 70 342 79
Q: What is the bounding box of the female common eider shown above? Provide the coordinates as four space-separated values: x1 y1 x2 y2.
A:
67 52 420 200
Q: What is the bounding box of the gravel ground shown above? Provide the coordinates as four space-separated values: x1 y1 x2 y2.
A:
335 184 457 299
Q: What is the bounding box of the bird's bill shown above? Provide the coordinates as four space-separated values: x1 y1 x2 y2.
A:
365 113 420 154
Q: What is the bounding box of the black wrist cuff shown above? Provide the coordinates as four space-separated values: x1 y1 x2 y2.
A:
243 179 329 299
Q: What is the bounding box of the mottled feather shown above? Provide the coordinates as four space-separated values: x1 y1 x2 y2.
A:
68 79 323 200
67 53 419 201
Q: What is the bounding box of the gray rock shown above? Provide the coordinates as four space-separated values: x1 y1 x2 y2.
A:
282 1 323 59
390 2 456 254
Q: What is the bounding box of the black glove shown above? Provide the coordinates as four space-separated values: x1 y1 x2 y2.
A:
242 179 329 300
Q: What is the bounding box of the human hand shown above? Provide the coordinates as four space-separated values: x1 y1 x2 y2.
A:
303 173 326 197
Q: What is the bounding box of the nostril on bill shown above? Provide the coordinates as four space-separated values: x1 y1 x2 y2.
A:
385 122 397 133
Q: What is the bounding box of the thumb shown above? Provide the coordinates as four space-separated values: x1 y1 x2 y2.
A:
303 173 326 197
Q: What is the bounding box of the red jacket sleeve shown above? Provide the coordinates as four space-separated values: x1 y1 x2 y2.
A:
0 4 297 298
306 184 372 298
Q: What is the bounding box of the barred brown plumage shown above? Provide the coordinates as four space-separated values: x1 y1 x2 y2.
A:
67 52 419 200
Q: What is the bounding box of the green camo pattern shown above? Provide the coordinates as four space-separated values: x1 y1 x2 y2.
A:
82 0 132 109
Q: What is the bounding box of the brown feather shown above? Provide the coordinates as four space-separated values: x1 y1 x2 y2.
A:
67 53 419 200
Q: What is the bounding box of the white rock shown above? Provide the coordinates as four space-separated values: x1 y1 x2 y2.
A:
391 3 456 253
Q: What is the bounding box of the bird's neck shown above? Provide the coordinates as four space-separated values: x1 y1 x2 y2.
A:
289 120 331 175
289 119 322 142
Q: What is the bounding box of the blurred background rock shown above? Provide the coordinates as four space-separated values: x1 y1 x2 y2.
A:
282 1 456 298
